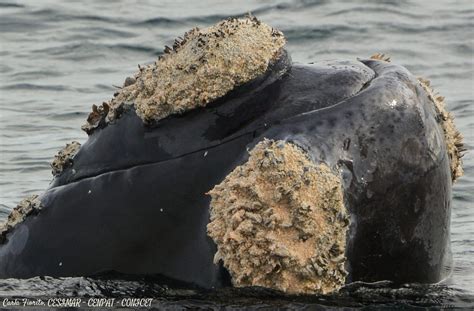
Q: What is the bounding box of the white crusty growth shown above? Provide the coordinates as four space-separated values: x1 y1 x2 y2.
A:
0 195 42 244
51 141 81 176
207 139 350 295
418 77 464 182
82 15 286 132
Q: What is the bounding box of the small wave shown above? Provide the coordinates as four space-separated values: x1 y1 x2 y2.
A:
88 67 122 74
3 124 74 132
429 71 474 80
453 193 474 203
1 165 49 173
0 3 25 8
30 8 123 24
450 100 473 113
0 17 52 32
62 28 137 41
93 83 118 91
110 43 157 54
88 27 137 39
326 6 424 19
132 16 181 27
283 25 360 42
453 43 474 55
0 83 70 91
0 64 13 74
32 43 98 56
67 84 117 95
8 160 50 167
373 21 474 34
31 42 156 60
5 154 51 162
10 70 65 81
47 112 88 121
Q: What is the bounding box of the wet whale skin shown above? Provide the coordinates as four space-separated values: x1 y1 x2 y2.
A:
0 56 451 289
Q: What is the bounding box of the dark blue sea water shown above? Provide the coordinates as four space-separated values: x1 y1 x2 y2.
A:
0 0 473 309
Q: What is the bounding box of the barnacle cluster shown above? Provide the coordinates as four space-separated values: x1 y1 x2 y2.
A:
82 15 286 133
370 53 391 62
51 141 81 176
207 139 350 294
418 77 464 182
0 195 42 244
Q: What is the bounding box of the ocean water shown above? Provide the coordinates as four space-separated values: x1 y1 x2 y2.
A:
0 0 473 309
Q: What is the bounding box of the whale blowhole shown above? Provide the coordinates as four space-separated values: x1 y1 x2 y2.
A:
207 139 350 295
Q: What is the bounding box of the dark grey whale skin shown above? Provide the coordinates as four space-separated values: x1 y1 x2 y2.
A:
0 52 452 289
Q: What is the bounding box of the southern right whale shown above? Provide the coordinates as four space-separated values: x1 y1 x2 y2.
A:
0 16 464 295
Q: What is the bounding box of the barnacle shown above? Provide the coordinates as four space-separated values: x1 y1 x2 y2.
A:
207 139 349 294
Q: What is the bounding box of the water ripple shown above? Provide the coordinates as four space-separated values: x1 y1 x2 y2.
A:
0 2 25 8
0 83 71 91
326 7 425 19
